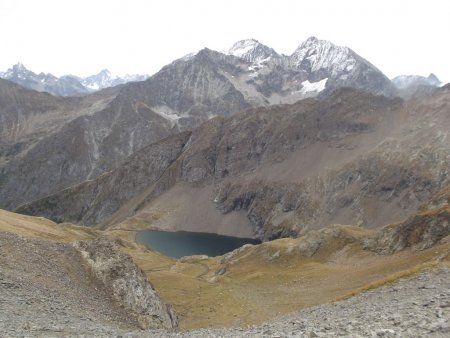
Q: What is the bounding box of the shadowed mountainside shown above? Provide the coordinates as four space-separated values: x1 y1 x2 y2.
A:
17 86 450 240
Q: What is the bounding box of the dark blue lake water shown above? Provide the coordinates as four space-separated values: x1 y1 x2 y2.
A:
136 230 260 258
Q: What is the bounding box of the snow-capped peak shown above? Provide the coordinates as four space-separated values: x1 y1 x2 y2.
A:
81 69 148 91
3 63 37 80
290 36 356 76
228 39 279 64
228 39 261 57
12 63 27 72
81 70 112 90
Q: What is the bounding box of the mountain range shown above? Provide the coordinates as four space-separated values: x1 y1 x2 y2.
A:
0 37 446 232
0 63 148 96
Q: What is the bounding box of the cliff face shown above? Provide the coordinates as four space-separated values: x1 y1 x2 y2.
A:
0 92 178 209
366 184 450 254
17 87 450 239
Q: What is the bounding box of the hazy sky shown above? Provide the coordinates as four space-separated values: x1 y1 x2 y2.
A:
1 0 449 82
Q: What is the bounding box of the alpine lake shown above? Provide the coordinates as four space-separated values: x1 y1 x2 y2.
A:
136 230 261 258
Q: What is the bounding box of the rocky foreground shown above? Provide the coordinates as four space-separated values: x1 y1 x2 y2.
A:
1 228 448 338
0 232 177 337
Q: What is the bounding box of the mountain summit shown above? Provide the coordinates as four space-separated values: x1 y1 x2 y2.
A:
291 36 356 74
289 37 395 96
224 36 395 99
227 39 280 64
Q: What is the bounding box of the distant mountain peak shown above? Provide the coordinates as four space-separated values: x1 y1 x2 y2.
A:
291 37 352 70
3 63 39 82
228 39 279 64
301 36 320 46
427 73 441 85
12 62 27 71
98 69 111 75
81 69 148 91
392 73 442 89
228 39 261 54
0 63 148 96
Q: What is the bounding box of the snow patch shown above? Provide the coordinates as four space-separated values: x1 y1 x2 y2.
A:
157 111 180 121
300 78 328 93
153 105 182 122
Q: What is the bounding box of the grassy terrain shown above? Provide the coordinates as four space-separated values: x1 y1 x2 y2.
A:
139 230 450 329
1 208 449 330
0 209 98 241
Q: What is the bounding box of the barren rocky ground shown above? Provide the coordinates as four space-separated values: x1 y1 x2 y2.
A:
0 232 176 337
0 232 137 336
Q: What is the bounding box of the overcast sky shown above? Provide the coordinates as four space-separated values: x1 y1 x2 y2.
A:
1 0 449 83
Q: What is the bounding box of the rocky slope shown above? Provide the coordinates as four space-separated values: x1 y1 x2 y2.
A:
0 78 118 166
0 232 177 336
0 88 180 209
18 86 450 240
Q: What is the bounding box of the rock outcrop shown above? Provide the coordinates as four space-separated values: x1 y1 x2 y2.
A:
74 237 178 329
366 184 450 254
0 231 176 335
